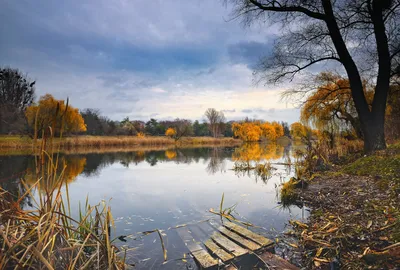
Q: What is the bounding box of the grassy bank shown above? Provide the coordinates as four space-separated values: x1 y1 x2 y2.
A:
0 135 242 151
287 142 400 269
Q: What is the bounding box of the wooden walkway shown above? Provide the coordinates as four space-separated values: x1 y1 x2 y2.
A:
177 221 299 269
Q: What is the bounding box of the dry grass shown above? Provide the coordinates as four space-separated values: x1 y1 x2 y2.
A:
0 110 126 269
0 185 125 269
0 135 242 151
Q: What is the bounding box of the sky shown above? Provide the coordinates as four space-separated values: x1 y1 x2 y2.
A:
1 0 300 123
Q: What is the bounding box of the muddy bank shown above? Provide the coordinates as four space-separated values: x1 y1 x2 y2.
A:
290 172 400 269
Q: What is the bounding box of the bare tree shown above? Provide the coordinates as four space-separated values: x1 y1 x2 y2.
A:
0 67 36 134
171 118 193 141
225 0 400 152
205 108 225 137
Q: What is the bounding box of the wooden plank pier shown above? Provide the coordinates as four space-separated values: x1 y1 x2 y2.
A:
177 220 299 269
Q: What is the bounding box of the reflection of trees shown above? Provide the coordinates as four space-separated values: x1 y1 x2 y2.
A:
78 147 233 173
82 154 113 177
232 143 285 183
232 162 276 184
24 155 86 191
165 150 177 159
0 155 32 208
120 151 145 167
1 144 289 193
206 148 226 175
232 143 284 164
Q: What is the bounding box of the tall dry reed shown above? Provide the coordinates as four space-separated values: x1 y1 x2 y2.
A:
0 101 125 269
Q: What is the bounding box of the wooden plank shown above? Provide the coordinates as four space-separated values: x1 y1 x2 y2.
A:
218 226 261 251
224 221 274 247
204 239 234 262
258 251 300 270
176 228 218 268
188 225 210 242
191 249 219 268
189 225 234 262
225 264 238 270
210 232 248 257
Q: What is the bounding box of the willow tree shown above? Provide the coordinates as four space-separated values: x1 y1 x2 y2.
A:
25 94 87 135
226 0 400 152
300 72 374 139
232 121 283 141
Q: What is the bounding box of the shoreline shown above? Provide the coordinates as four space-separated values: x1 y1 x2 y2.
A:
0 135 242 154
289 145 400 269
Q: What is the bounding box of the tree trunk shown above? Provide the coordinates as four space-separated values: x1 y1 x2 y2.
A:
360 112 386 152
322 0 389 153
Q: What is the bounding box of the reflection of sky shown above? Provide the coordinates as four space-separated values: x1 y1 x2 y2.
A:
0 146 305 269
56 152 305 269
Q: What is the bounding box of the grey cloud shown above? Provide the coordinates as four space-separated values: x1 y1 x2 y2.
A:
1 0 299 122
98 74 160 90
106 91 139 102
241 108 275 114
221 109 236 113
228 40 275 68
195 67 216 77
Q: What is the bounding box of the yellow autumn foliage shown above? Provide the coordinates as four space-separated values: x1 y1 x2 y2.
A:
290 122 308 139
300 72 374 136
232 143 284 163
165 127 177 137
232 121 284 142
165 150 177 159
25 94 86 134
24 156 86 191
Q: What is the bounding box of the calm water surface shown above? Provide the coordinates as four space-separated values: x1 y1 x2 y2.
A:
0 143 306 269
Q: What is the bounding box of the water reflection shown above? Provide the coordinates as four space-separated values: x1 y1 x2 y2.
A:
0 143 307 270
23 156 86 191
0 155 32 207
1 144 290 191
205 148 226 174
233 143 285 163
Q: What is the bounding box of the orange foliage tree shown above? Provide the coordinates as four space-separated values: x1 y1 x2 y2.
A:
232 121 284 142
290 122 308 140
300 73 374 139
25 94 86 135
165 127 177 138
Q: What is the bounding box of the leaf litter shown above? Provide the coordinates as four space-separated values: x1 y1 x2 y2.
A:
288 173 400 269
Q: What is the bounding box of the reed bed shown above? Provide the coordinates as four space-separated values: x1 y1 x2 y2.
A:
0 135 242 151
0 184 125 269
0 105 126 269
0 150 126 269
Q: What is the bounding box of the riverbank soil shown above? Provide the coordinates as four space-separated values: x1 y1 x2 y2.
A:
291 145 400 269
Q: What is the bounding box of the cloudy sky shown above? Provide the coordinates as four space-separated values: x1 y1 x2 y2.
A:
1 0 300 123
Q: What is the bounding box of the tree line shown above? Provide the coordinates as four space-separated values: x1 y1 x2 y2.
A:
5 64 397 147
1 67 292 140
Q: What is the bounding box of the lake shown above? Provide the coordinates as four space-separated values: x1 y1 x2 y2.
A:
0 143 306 269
